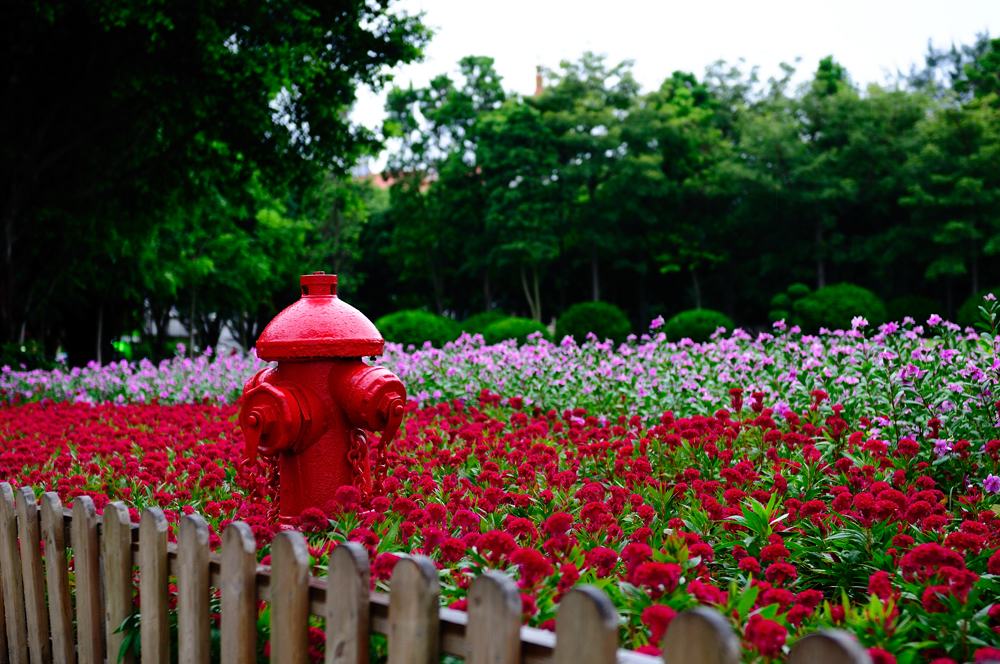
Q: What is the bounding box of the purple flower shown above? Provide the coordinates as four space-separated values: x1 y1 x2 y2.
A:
649 315 665 330
984 475 1000 494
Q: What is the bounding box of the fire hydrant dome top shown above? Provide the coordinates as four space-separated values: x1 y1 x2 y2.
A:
255 273 385 360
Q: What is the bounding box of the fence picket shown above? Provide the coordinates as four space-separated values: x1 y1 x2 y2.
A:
0 483 28 664
39 493 73 664
789 630 872 664
387 556 440 664
0 536 7 664
324 542 369 664
466 571 521 664
139 508 169 664
14 489 50 664
178 514 210 664
220 522 257 664
553 587 618 664
661 607 739 664
71 496 104 664
270 531 310 664
101 502 134 664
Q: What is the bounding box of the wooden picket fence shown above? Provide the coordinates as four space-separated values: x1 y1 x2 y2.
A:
0 482 873 664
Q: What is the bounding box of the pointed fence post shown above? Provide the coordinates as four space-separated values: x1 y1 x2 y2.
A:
789 630 873 664
140 508 170 664
466 571 521 664
14 488 50 664
269 531 310 664
72 496 104 664
324 542 369 664
0 483 28 664
387 556 440 664
553 586 618 664
178 514 211 664
40 493 74 664
661 607 740 664
102 502 134 664
221 522 257 664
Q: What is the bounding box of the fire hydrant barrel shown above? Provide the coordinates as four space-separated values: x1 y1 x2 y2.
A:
238 272 406 519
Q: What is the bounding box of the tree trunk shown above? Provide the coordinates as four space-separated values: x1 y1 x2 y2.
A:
691 269 703 309
590 247 600 301
814 219 826 289
520 265 541 322
188 290 196 352
483 271 492 311
96 304 104 365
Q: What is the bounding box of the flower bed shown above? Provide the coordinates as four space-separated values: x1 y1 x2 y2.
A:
2 302 999 661
2 392 998 662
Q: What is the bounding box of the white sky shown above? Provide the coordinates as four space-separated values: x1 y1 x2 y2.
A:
352 0 996 169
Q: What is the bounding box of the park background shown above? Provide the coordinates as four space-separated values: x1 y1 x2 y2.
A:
1 1 998 365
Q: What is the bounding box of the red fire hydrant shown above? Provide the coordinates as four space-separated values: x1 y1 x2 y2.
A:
238 272 406 519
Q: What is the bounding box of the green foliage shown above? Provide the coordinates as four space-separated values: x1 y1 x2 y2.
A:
957 288 1000 328
481 317 550 345
886 295 940 323
555 301 631 343
460 311 507 335
374 310 459 348
768 283 812 322
663 309 734 342
0 341 54 371
794 283 888 330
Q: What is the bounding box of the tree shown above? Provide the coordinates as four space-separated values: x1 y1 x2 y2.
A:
533 53 640 301
477 102 562 321
1 0 428 363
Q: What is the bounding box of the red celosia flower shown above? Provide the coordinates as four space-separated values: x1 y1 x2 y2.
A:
641 604 677 645
510 547 553 587
868 571 894 600
631 562 681 598
744 615 786 657
868 647 896 664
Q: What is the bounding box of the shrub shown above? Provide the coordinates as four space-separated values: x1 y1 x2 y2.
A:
663 309 734 342
460 311 507 335
887 295 940 324
768 283 811 323
555 301 631 343
794 283 887 331
481 317 550 345
957 288 999 329
374 310 459 348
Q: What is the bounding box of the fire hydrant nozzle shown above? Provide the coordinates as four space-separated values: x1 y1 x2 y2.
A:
238 272 407 520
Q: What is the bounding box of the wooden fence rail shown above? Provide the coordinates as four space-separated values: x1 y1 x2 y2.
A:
0 483 871 664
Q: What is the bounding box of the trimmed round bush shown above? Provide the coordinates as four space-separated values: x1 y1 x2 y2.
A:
374 310 459 347
460 310 507 335
786 282 812 299
481 317 550 345
663 309 734 342
887 295 940 323
555 301 631 343
957 288 999 328
793 283 887 331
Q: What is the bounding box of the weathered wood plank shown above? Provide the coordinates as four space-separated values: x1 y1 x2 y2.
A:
466 571 521 664
269 531 310 664
220 522 257 664
39 493 73 664
71 497 104 664
324 542 369 664
15 488 50 664
0 483 28 664
789 630 872 664
661 607 739 664
178 514 210 664
139 508 169 664
553 587 617 664
101 502 134 664
387 556 440 664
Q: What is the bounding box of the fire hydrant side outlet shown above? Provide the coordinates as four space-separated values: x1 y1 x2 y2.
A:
238 272 406 520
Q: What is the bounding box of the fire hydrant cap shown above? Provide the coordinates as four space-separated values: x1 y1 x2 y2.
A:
255 272 385 360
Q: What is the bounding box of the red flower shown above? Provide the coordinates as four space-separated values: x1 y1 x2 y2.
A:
641 604 677 645
744 615 786 657
510 547 554 587
868 647 896 664
868 571 894 600
631 562 682 598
